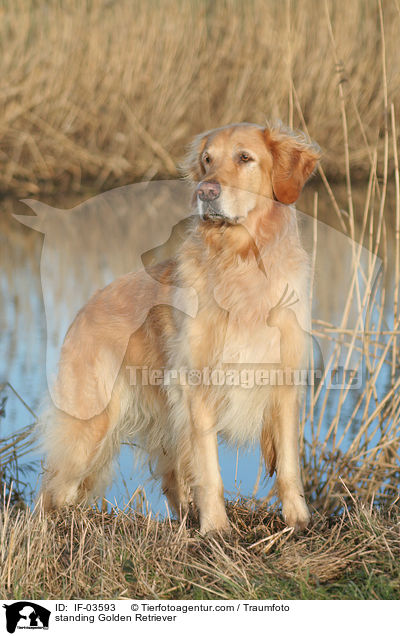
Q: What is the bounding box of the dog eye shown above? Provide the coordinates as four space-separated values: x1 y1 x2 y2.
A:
239 152 252 163
202 152 211 165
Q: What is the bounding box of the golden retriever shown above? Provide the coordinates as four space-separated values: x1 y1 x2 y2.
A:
40 122 320 534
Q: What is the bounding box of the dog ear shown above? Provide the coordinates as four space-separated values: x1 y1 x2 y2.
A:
265 126 320 204
179 132 209 182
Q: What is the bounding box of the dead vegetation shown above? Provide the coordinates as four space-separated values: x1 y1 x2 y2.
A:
0 495 398 600
1 0 400 195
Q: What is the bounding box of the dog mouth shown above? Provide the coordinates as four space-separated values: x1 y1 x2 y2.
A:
202 203 225 221
200 202 243 225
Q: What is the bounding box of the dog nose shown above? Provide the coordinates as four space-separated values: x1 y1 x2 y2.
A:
196 181 221 201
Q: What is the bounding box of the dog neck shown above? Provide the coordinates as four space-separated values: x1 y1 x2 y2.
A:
193 200 298 264
176 201 303 317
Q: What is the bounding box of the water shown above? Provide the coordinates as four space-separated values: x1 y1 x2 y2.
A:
0 179 397 512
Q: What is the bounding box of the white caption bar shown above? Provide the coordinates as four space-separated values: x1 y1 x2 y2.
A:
0 599 398 635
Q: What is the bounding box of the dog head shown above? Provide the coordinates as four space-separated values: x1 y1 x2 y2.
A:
182 122 320 224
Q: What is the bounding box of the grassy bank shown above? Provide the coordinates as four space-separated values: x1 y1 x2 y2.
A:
0 0 399 195
0 497 399 600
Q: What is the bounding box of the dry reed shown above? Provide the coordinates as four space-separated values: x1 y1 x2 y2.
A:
0 0 400 196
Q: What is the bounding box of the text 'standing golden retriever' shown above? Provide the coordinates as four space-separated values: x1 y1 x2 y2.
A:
40 122 320 534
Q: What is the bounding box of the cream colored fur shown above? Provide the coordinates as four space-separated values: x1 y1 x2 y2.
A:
39 123 320 533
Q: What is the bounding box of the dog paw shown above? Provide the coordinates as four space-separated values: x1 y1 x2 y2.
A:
199 510 231 536
282 496 310 531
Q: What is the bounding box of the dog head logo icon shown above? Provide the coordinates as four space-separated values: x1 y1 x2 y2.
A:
3 602 50 633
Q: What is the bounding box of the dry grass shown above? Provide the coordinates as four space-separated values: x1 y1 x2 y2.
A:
0 495 399 600
1 0 400 195
0 383 37 505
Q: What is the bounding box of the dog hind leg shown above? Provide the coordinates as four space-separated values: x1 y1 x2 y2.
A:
39 406 117 510
162 464 191 520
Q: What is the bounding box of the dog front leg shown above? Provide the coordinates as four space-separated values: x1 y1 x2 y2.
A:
189 391 230 535
275 386 310 531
